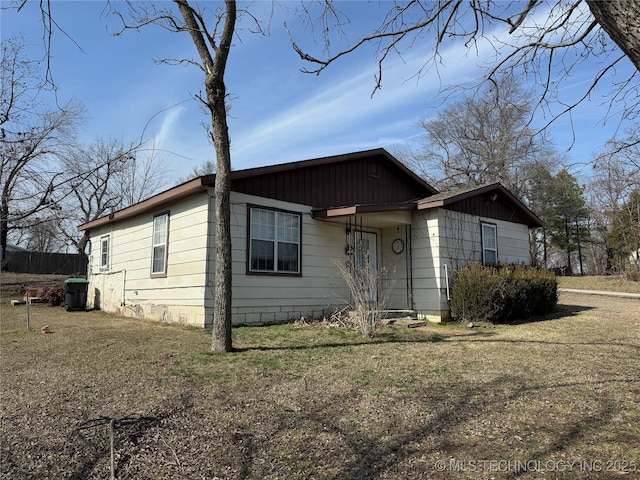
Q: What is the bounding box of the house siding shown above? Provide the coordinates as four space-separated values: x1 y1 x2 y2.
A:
411 209 446 320
86 192 211 327
410 209 531 322
222 192 349 326
81 158 535 329
231 153 432 209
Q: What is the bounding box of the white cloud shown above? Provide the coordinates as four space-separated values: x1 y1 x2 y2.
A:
153 105 185 149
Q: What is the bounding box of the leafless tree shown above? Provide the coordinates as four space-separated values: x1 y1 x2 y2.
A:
0 38 85 261
56 137 169 255
110 1 257 352
410 75 560 198
588 126 640 272
22 217 65 253
177 158 216 184
289 1 640 150
8 0 251 352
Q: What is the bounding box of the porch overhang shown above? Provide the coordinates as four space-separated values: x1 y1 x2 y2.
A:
311 202 415 228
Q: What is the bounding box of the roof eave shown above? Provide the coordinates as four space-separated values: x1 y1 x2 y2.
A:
312 201 417 219
78 177 211 231
417 183 543 228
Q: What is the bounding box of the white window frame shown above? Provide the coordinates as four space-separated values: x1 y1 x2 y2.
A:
481 222 498 265
249 206 301 275
100 235 109 270
151 212 169 277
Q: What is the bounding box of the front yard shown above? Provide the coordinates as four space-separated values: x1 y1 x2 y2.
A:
1 286 639 479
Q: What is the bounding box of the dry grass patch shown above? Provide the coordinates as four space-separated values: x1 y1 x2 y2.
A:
558 274 640 294
1 291 639 479
0 272 69 297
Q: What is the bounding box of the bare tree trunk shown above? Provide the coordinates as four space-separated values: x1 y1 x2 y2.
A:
587 0 640 72
1 193 9 263
565 219 573 274
210 89 233 352
175 0 236 352
576 220 584 276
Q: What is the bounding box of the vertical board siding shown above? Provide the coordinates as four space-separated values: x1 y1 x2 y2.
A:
231 154 431 209
445 196 529 226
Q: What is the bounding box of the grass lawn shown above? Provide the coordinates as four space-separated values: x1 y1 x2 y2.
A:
1 277 639 479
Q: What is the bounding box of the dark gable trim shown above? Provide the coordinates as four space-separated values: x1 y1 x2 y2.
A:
231 149 435 192
79 150 436 232
79 177 211 231
230 149 437 209
417 183 542 228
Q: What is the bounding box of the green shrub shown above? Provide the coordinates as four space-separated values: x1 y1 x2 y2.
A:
450 263 557 323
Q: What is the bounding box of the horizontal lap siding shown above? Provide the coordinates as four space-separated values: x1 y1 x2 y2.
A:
228 193 347 324
413 209 486 319
87 193 211 327
411 210 445 318
411 209 532 321
493 220 530 264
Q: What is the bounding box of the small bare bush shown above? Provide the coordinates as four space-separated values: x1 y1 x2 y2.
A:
335 257 394 338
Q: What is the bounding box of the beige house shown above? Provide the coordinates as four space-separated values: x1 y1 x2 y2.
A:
78 149 542 327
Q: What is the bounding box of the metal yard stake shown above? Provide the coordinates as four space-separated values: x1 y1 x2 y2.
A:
26 291 30 332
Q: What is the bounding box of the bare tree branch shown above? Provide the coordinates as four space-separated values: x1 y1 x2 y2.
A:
289 1 640 144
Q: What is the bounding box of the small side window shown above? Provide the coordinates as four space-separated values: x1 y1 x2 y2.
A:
151 212 169 277
100 236 109 270
481 222 497 265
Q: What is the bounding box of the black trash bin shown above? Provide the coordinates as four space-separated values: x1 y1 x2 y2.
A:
65 278 89 311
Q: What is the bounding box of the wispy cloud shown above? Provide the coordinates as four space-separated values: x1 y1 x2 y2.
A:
227 29 502 168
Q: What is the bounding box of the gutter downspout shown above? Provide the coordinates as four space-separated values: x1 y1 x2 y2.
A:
122 269 126 306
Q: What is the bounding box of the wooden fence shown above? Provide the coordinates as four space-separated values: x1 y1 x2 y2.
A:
3 251 88 275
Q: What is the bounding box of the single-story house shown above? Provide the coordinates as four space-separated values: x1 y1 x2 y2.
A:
78 148 542 327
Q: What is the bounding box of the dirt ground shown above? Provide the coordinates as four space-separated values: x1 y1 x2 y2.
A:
1 288 639 479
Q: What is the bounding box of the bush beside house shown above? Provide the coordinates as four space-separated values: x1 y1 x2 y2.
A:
39 285 66 306
450 264 558 323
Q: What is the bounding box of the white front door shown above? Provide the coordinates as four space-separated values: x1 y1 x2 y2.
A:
355 231 378 302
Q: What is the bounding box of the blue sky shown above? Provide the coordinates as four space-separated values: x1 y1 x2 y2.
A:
2 1 636 184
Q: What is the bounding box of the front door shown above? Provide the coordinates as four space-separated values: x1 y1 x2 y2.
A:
354 231 378 302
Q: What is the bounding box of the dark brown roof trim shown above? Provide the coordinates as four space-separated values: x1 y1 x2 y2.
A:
312 201 418 219
78 177 211 231
417 183 542 228
78 149 435 232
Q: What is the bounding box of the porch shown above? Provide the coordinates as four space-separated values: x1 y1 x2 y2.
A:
311 206 416 312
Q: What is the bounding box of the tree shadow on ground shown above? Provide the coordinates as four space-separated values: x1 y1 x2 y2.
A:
230 375 633 480
231 329 496 353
